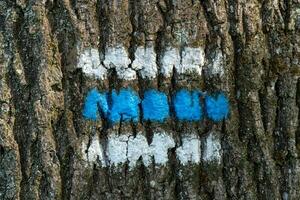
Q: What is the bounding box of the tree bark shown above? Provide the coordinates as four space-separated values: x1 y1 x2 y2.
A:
0 0 300 199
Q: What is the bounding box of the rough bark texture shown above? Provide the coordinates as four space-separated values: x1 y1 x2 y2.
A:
0 0 300 199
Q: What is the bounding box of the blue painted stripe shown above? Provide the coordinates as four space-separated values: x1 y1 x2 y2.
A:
108 88 140 123
142 90 169 122
205 93 229 122
83 88 230 123
173 89 202 121
82 89 109 120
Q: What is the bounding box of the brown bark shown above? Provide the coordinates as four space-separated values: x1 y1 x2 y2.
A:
0 0 300 199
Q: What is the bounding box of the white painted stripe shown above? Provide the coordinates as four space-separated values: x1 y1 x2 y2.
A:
149 132 175 165
82 132 222 168
103 46 137 80
106 132 175 168
78 49 107 79
160 47 180 78
128 132 175 168
176 134 201 165
128 134 152 168
202 132 222 164
107 134 128 165
132 46 158 79
176 47 205 75
77 46 206 80
82 134 106 166
206 50 224 77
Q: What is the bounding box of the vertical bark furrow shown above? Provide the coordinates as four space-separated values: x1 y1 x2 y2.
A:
0 3 22 199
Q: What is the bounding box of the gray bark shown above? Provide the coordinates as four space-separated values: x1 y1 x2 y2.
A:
0 0 300 199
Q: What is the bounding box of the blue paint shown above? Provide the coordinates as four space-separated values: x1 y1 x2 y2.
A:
82 88 109 120
142 90 169 122
173 89 203 121
108 88 140 123
83 87 230 124
205 93 229 122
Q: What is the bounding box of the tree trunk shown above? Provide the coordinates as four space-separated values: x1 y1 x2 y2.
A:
0 0 300 199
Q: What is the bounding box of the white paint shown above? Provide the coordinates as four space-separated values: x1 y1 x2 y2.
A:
114 67 137 81
161 47 205 77
150 180 156 187
103 132 175 168
150 132 175 165
78 46 206 80
202 132 222 164
81 135 106 166
160 48 180 77
282 192 289 200
78 48 107 79
82 140 89 162
132 46 158 79
127 133 152 168
176 134 201 165
103 46 136 80
82 132 221 168
128 132 176 168
177 47 205 75
207 50 224 76
106 134 128 166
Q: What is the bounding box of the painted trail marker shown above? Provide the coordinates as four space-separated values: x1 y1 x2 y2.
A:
82 132 221 168
77 46 208 80
173 90 203 121
83 88 230 123
142 90 170 122
78 46 227 168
